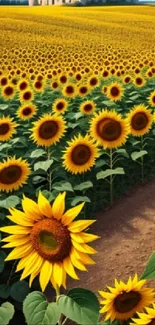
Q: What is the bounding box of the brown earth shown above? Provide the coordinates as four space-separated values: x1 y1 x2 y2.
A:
69 179 155 293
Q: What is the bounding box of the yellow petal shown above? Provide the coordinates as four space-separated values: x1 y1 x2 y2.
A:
72 240 97 254
21 253 43 281
70 249 87 271
22 195 42 221
52 192 66 220
62 202 85 226
1 234 29 243
77 252 96 265
68 220 95 233
0 225 30 235
2 236 30 248
8 208 34 226
16 250 37 272
5 243 32 261
29 270 39 288
63 257 79 280
52 263 64 287
39 260 53 292
80 232 100 243
38 192 53 218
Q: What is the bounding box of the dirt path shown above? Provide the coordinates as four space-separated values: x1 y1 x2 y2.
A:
70 179 155 292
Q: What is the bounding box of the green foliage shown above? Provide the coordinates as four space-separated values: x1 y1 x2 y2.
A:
10 281 30 302
96 168 125 180
0 302 14 325
23 291 60 325
131 150 148 161
0 251 6 273
141 252 155 279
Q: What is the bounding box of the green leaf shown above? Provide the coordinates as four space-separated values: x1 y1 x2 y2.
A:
0 195 20 209
71 196 90 206
115 148 129 158
131 150 148 161
95 160 107 168
0 104 9 110
0 302 14 325
58 288 100 325
0 284 11 299
10 280 30 302
0 251 6 273
129 94 140 100
30 149 46 159
0 143 11 151
23 291 60 325
41 190 55 202
141 252 155 280
34 160 53 172
74 181 93 191
96 168 125 180
52 181 74 192
74 112 83 120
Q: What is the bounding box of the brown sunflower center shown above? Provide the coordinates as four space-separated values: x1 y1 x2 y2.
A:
35 81 42 89
1 78 7 86
79 86 88 95
110 86 120 97
131 112 148 130
4 86 13 96
30 218 72 262
66 86 74 94
90 78 98 86
0 165 22 184
114 291 141 313
97 118 122 141
152 96 155 104
56 102 64 110
136 77 143 85
125 77 130 83
23 107 32 116
23 91 31 101
149 319 155 325
0 123 10 135
71 144 91 165
60 76 67 83
20 82 27 91
39 120 58 139
84 104 93 112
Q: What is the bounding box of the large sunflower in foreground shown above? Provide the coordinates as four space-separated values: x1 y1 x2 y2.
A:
106 82 124 102
0 116 18 142
89 110 129 149
99 275 155 322
62 134 99 174
131 304 155 325
126 105 153 136
17 104 37 120
30 114 66 147
0 157 30 192
0 192 99 291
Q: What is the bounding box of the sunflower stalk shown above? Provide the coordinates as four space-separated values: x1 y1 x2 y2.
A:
109 148 113 206
7 260 17 285
47 146 52 192
141 135 144 183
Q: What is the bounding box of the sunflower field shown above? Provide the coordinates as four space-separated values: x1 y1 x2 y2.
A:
1 4 155 325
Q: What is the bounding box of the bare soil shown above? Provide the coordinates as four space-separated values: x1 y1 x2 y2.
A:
69 179 155 292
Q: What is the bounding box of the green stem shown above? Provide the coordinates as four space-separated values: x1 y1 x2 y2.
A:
7 261 17 285
47 146 52 192
55 286 64 325
109 148 113 206
141 135 144 183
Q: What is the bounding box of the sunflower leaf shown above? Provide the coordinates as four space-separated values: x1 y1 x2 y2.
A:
74 181 93 191
71 196 91 206
52 181 74 192
23 291 60 325
96 168 125 180
10 280 30 302
0 251 6 273
34 160 53 172
131 150 148 161
0 104 9 110
0 284 11 299
30 149 46 159
0 302 14 325
0 195 20 209
141 252 155 280
58 288 100 325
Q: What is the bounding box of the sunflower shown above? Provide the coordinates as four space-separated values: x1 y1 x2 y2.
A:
0 192 99 291
62 83 76 98
59 74 68 84
78 85 89 97
17 79 29 92
106 82 124 102
33 80 44 93
131 304 155 325
0 116 18 142
0 157 30 192
148 91 155 107
126 105 153 136
134 76 145 87
51 81 59 90
62 134 99 174
52 98 68 114
123 75 132 84
2 84 15 99
101 86 108 95
20 88 34 103
17 104 37 120
30 114 66 147
99 274 155 322
80 100 96 115
89 110 129 149
0 76 8 87
88 76 99 88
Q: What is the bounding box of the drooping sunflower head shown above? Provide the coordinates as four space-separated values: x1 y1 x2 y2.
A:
131 304 155 325
30 114 66 147
148 91 155 107
62 134 99 174
20 88 34 103
0 116 18 142
80 100 96 115
99 274 155 322
89 110 129 149
62 83 76 98
0 192 99 291
126 104 153 136
0 156 30 192
52 98 68 115
2 84 15 100
17 104 37 121
106 82 124 102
